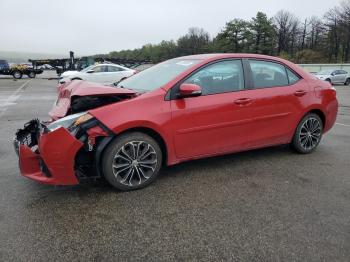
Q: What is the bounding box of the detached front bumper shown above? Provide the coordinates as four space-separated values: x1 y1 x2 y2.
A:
14 120 83 185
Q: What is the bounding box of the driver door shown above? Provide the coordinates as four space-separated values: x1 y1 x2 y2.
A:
170 59 257 159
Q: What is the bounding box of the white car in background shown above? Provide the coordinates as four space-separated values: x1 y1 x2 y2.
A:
59 63 137 84
315 69 350 85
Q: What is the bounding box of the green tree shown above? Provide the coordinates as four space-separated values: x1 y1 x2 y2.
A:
249 12 276 55
215 19 250 52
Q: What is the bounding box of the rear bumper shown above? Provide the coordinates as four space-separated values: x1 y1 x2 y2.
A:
14 120 83 185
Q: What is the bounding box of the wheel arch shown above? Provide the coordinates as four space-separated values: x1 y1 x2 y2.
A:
121 127 168 166
308 108 326 128
120 76 127 81
292 108 326 141
298 108 327 128
111 127 168 166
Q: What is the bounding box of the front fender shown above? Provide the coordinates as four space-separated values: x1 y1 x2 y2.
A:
89 89 177 164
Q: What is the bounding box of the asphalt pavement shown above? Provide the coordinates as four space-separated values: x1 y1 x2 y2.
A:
0 77 349 261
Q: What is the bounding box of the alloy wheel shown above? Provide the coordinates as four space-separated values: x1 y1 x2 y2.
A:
112 141 158 187
299 117 322 151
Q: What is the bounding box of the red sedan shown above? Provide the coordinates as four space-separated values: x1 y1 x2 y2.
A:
14 54 338 190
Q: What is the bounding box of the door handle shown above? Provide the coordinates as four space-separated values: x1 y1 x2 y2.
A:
234 98 253 105
294 90 307 97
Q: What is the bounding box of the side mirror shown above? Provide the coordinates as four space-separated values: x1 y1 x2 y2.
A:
179 83 202 98
87 69 94 73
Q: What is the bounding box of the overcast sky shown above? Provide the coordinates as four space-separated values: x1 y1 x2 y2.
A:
0 0 341 56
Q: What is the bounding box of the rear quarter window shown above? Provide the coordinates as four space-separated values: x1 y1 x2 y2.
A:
108 66 124 72
286 68 301 84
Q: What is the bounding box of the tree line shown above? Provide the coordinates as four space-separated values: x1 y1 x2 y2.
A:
103 0 350 64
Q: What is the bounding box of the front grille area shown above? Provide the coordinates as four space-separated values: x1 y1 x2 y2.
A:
14 119 42 153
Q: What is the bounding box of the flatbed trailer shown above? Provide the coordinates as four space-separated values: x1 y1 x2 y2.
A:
0 60 43 79
29 51 152 76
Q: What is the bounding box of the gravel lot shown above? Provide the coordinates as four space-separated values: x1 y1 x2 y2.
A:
0 77 349 261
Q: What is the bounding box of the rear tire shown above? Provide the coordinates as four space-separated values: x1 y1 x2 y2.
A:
291 113 323 154
345 78 350 86
28 72 36 78
12 71 22 79
102 132 162 191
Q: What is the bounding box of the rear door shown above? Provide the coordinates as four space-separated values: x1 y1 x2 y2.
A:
84 65 107 83
243 59 311 147
105 65 127 84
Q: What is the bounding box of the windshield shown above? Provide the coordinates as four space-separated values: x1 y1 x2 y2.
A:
116 58 202 91
317 70 332 75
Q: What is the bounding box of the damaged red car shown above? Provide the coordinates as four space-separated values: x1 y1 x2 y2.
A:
14 54 338 191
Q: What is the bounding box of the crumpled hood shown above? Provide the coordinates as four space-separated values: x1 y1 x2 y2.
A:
62 80 136 96
50 80 136 120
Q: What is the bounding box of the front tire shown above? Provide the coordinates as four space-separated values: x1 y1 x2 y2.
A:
291 113 323 154
12 71 22 79
102 132 162 191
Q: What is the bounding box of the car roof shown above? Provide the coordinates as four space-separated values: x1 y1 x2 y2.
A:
95 63 130 70
176 53 289 62
173 53 310 78
95 63 120 66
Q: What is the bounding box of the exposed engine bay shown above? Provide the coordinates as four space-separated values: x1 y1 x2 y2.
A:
70 94 133 114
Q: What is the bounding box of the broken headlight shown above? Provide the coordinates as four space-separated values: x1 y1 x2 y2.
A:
47 112 93 131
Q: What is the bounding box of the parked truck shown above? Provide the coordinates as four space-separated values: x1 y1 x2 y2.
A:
0 59 43 79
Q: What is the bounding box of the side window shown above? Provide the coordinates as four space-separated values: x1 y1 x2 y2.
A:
249 60 289 88
340 70 347 74
286 68 300 84
108 66 123 72
92 66 105 73
183 60 244 95
117 66 126 71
